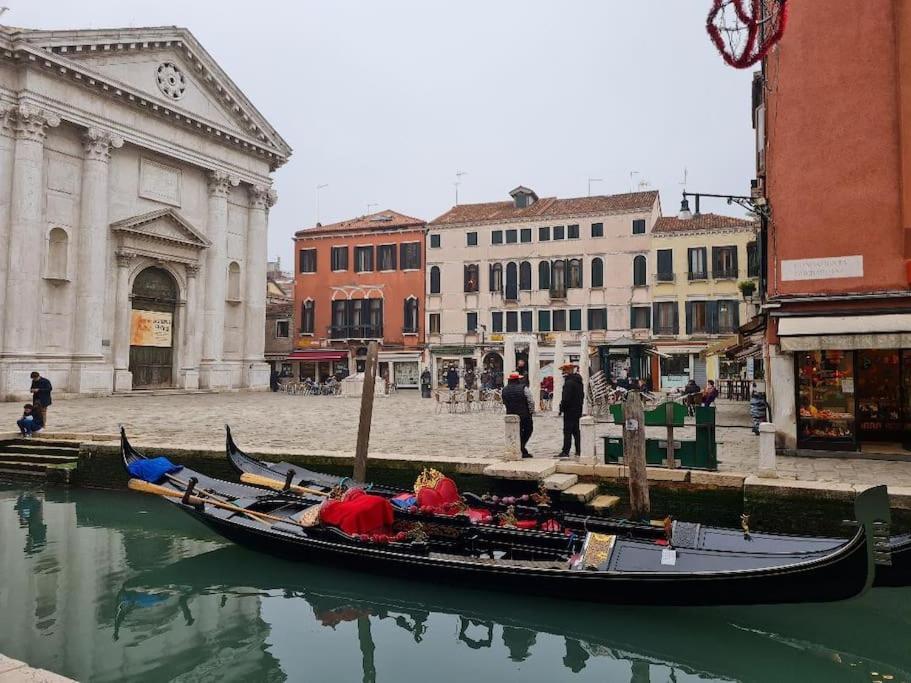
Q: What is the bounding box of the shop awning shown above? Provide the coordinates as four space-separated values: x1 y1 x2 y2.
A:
777 314 911 337
287 350 348 361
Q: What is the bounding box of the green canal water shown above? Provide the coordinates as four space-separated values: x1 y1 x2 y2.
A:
1 484 909 683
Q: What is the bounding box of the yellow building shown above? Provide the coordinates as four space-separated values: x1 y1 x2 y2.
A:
648 213 759 389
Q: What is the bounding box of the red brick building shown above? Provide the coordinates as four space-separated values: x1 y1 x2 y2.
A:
291 210 426 388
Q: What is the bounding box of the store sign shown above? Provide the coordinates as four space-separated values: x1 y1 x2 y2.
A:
130 310 172 347
781 255 863 281
295 338 312 349
489 334 504 342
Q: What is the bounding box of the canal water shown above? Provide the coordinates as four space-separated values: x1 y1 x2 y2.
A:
1 484 909 683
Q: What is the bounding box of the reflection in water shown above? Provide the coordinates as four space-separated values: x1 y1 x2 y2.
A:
1 484 910 683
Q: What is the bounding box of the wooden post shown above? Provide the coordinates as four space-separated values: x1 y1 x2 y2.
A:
623 390 650 521
354 340 378 483
665 400 677 469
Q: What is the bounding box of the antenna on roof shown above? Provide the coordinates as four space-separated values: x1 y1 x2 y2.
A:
679 167 689 192
366 203 378 215
454 170 467 205
315 183 328 224
587 178 603 197
629 171 640 193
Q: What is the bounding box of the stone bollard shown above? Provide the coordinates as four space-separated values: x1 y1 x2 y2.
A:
758 422 778 478
579 416 597 464
504 414 521 461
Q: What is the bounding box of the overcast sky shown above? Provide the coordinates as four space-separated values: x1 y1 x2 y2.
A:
12 1 754 270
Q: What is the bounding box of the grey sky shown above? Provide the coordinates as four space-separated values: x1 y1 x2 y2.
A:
12 1 754 270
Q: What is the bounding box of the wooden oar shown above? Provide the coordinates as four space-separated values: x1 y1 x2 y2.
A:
240 472 328 498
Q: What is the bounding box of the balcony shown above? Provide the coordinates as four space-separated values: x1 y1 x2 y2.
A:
654 326 677 336
549 287 567 300
402 326 419 335
329 325 383 340
712 269 738 280
687 271 708 281
654 272 675 283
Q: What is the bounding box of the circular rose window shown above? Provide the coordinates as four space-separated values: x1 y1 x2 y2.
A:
156 62 187 100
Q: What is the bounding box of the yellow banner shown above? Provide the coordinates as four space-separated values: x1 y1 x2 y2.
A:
131 310 173 347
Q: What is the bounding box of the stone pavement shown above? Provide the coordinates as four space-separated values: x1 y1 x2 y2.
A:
0 655 74 682
2 391 911 488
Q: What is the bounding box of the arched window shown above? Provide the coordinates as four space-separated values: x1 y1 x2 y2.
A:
591 257 604 288
505 262 518 301
464 263 479 292
429 265 441 294
227 261 241 300
538 261 550 291
519 261 532 291
489 263 503 293
568 259 583 288
46 227 68 279
301 299 315 334
403 297 419 333
633 255 647 287
551 260 566 297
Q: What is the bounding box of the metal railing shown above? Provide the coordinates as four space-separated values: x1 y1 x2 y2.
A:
654 272 675 283
329 325 383 340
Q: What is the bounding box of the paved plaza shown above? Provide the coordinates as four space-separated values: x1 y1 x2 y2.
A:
3 391 911 487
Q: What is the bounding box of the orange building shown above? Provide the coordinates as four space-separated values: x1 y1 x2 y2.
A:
291 210 426 388
759 0 911 453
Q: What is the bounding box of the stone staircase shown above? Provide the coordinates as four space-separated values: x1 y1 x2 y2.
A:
0 438 80 483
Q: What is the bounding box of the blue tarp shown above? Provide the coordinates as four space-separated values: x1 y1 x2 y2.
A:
390 495 417 510
127 457 182 483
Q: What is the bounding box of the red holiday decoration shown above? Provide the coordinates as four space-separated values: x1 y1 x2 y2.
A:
707 0 789 69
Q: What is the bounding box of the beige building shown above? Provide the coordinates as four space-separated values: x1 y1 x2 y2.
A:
0 25 290 398
649 212 759 388
425 187 660 386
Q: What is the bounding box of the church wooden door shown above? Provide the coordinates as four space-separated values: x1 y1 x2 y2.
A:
129 267 178 389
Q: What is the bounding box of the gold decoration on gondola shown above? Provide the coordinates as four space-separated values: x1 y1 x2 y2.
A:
530 482 551 507
328 483 346 500
413 467 445 495
500 505 518 527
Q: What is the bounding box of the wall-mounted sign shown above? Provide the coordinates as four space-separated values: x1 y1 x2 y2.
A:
295 338 313 349
130 310 172 347
489 334 504 342
781 255 863 281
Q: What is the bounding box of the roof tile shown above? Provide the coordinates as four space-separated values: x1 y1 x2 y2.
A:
295 210 425 237
652 213 757 234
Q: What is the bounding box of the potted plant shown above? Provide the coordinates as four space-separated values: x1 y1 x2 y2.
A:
738 280 756 300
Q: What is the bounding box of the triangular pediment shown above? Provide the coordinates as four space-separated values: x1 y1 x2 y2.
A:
111 208 210 249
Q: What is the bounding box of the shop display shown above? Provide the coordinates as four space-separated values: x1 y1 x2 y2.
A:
856 350 903 436
796 351 856 447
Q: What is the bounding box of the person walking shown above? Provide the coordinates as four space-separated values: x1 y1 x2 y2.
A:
502 371 535 458
445 364 460 391
29 371 52 427
558 363 584 458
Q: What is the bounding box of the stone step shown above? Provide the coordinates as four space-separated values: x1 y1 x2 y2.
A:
0 467 47 479
0 460 49 473
561 482 599 503
0 452 79 465
2 438 82 451
542 473 578 492
587 494 621 513
0 443 80 457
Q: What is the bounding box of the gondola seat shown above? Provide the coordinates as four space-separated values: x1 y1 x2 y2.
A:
320 488 394 536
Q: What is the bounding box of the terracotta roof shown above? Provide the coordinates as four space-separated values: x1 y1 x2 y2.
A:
295 210 425 238
428 190 658 227
652 213 757 234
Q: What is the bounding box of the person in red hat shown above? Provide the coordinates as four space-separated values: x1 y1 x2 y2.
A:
502 370 535 458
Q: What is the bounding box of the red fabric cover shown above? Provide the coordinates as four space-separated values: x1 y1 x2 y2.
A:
512 520 538 530
416 476 460 511
466 508 493 524
320 488 394 536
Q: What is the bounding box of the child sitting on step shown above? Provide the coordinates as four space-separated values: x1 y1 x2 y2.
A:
17 403 43 438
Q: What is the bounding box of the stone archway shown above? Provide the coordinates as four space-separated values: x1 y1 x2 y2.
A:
129 266 179 388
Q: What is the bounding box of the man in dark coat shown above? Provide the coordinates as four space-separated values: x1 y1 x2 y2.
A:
29 371 52 427
445 364 460 391
502 371 535 458
558 363 584 458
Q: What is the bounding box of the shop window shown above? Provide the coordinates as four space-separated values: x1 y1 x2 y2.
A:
505 229 518 244
520 310 533 332
538 309 551 332
400 242 421 270
797 351 855 448
429 313 440 335
301 300 315 334
652 302 678 335
505 262 518 301
747 241 760 278
632 218 646 235
538 261 550 290
630 306 650 329
403 297 419 333
519 261 532 291
661 354 690 387
588 308 607 331
355 246 374 272
591 222 603 238
506 310 519 332
539 226 551 241
553 225 565 240
378 244 397 271
688 247 707 280
299 248 317 273
633 255 646 287
45 227 69 279
591 257 604 288
467 311 478 333
464 264 479 292
491 311 503 333
552 309 567 332
331 246 348 271
227 261 241 300
467 232 478 247
520 228 532 243
429 266 441 294
712 246 738 279
568 259 583 288
275 319 290 338
489 263 503 292
492 230 503 245
429 234 441 249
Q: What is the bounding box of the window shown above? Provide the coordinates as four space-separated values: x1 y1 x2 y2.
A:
686 301 710 334
747 241 760 278
355 246 374 272
712 246 738 279
227 261 241 300
656 249 673 282
331 300 346 337
633 255 647 287
301 300 315 334
429 313 440 334
492 230 503 245
506 311 519 332
505 262 518 301
275 319 290 338
591 257 604 288
688 247 707 280
489 263 503 292
464 263 479 292
519 261 532 290
552 309 567 331
520 228 532 243
505 229 518 244
368 299 383 337
492 311 503 333
588 308 607 331
403 298 419 333
591 222 603 238
538 309 551 332
400 242 421 270
299 248 317 273
467 311 478 333
538 261 550 290
630 306 651 329
520 310 533 332
632 219 646 235
568 258 583 288
553 225 565 240
568 224 580 239
569 309 582 331
467 231 478 247
717 299 740 333
653 302 678 335
551 260 566 297
429 265 441 294
46 227 68 279
429 234 441 249
378 244 396 271
539 226 551 241
331 246 348 271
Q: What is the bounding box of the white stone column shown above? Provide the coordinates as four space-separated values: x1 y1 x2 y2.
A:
504 414 521 461
0 108 16 357
243 185 275 389
758 422 778 478
180 263 201 389
552 336 565 415
527 337 540 406
2 105 60 355
504 336 516 377
113 250 136 392
580 415 597 464
200 170 238 389
579 333 590 415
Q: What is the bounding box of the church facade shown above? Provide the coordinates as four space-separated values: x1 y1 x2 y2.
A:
0 26 291 398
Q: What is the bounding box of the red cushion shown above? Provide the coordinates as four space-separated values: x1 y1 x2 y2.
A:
416 476 460 510
466 508 493 524
320 488 394 536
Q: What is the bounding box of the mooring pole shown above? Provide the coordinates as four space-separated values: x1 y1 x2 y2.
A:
354 340 379 484
623 390 650 521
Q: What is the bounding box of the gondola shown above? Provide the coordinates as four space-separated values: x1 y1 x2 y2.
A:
123 428 887 606
878 533 911 587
